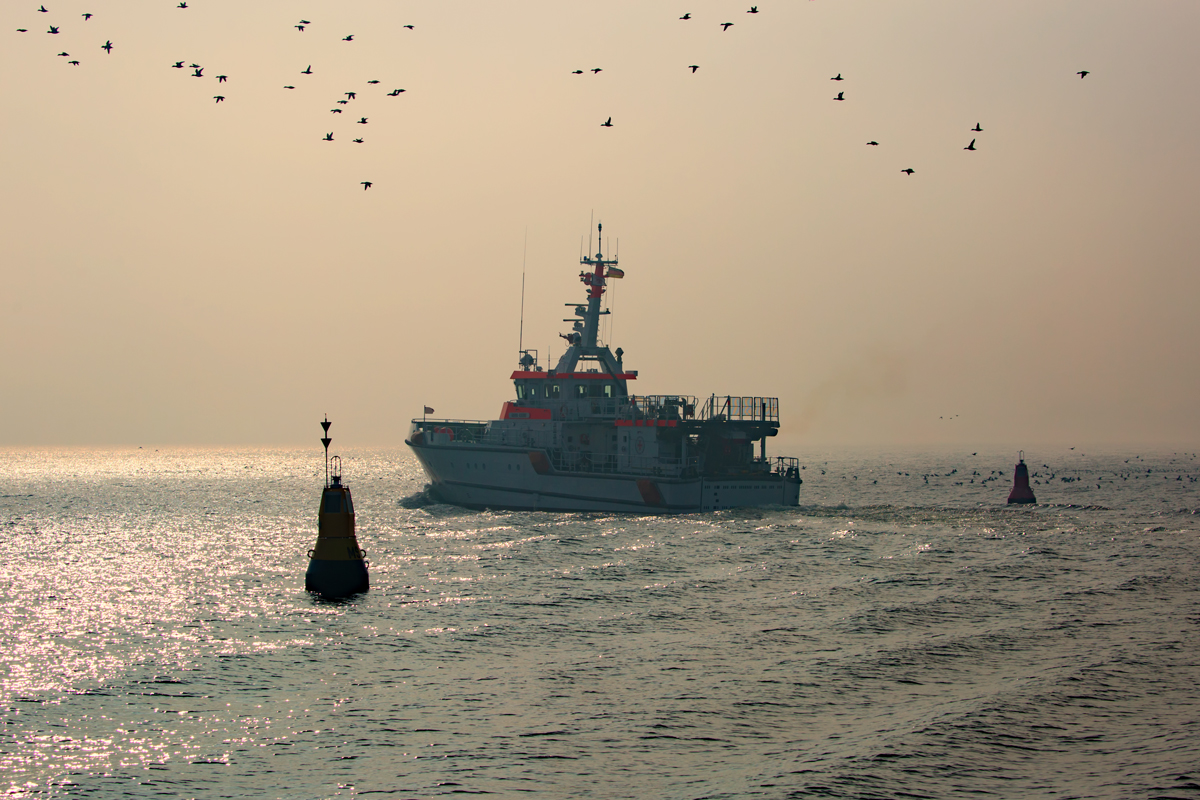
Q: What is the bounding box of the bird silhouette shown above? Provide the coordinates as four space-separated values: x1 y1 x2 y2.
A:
302 65 312 74
192 67 203 77
591 68 602 73
101 40 112 52
353 138 363 143
361 181 372 189
688 65 699 73
189 63 200 68
357 116 368 124
82 13 92 19
571 69 583 74
283 85 294 89
964 139 976 150
680 13 691 19
342 34 353 41
299 19 310 24
38 4 48 11
866 141 879 146
47 25 59 34
57 51 69 56
403 25 414 30
833 91 844 100
68 59 79 65
831 73 843 81
17 29 28 32
748 6 758 12
971 123 982 131
216 75 227 82
213 95 224 103
337 99 348 104
1077 70 1089 78
367 80 379 84
172 61 184 68
901 168 915 175
721 22 733 30
387 89 405 95
177 1 187 7
345 91 356 99
601 117 613 127
330 108 342 113
295 25 305 31
323 132 333 141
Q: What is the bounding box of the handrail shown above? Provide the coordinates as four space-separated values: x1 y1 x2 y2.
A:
698 395 779 423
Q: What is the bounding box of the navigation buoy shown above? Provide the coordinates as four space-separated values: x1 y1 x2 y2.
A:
1007 451 1037 505
305 416 369 597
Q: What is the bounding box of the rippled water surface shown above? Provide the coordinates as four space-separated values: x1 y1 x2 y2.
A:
2 447 1198 799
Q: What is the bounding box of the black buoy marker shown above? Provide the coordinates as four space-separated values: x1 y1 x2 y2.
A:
305 416 369 597
1007 450 1037 505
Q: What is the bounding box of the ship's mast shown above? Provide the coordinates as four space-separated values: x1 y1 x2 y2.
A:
579 221 616 347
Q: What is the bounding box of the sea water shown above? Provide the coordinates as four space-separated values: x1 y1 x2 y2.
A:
1 447 1198 799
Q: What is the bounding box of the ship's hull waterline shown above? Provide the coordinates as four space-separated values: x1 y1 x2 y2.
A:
408 441 801 513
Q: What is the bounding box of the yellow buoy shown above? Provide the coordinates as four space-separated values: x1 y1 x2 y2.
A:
305 417 369 597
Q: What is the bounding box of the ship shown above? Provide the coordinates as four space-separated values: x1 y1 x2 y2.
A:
406 223 802 512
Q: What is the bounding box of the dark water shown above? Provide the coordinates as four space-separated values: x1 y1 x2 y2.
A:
2 447 1198 799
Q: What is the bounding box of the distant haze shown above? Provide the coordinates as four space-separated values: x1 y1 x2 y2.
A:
2 1 1197 450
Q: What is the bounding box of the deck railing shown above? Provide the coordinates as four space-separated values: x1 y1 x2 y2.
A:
698 395 779 423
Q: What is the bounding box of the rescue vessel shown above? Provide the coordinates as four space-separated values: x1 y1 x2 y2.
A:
406 224 802 512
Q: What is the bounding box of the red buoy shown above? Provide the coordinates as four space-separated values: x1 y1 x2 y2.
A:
1007 451 1036 504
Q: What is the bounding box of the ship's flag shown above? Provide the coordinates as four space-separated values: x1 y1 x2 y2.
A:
606 267 624 279
424 406 435 414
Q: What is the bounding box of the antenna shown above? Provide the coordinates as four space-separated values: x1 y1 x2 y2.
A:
518 227 527 360
588 211 594 257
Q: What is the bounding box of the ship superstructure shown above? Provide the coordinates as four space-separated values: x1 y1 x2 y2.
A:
406 224 801 512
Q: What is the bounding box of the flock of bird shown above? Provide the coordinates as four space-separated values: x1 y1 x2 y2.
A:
14 3 1094 189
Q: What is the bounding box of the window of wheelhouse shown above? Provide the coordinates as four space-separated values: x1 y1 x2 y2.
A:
516 382 538 401
544 384 560 400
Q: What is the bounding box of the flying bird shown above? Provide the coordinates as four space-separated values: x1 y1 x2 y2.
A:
192 67 203 77
353 138 363 143
38 4 48 11
82 13 92 20
330 108 342 113
387 89 405 95
367 80 379 84
345 91 356 99
47 25 59 33
342 34 353 41
17 29 28 32
216 75 227 83
361 181 372 189
680 13 691 19
833 91 844 100
831 73 843 80
688 65 699 73
748 6 758 12
323 132 333 141
721 22 733 30
571 69 583 74
403 25 413 30
57 51 69 56
295 25 305 31
1077 70 1089 78
601 117 613 127
177 2 187 7
866 141 879 146
299 19 310 24
591 68 602 73
964 139 976 150
302 65 312 74
101 40 112 52
337 99 348 104
68 60 79 65
190 63 200 68
283 85 294 89
214 95 224 103
172 61 184 68
971 123 982 131
356 116 368 124
901 168 915 175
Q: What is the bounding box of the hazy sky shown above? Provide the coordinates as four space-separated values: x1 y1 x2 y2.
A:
2 1 1198 450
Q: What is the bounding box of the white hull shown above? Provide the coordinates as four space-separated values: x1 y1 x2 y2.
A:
409 441 801 513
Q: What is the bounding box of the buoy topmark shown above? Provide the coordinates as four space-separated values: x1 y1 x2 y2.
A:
305 417 369 597
1007 450 1037 505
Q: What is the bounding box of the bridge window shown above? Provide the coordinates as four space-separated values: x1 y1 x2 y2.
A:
545 384 560 399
